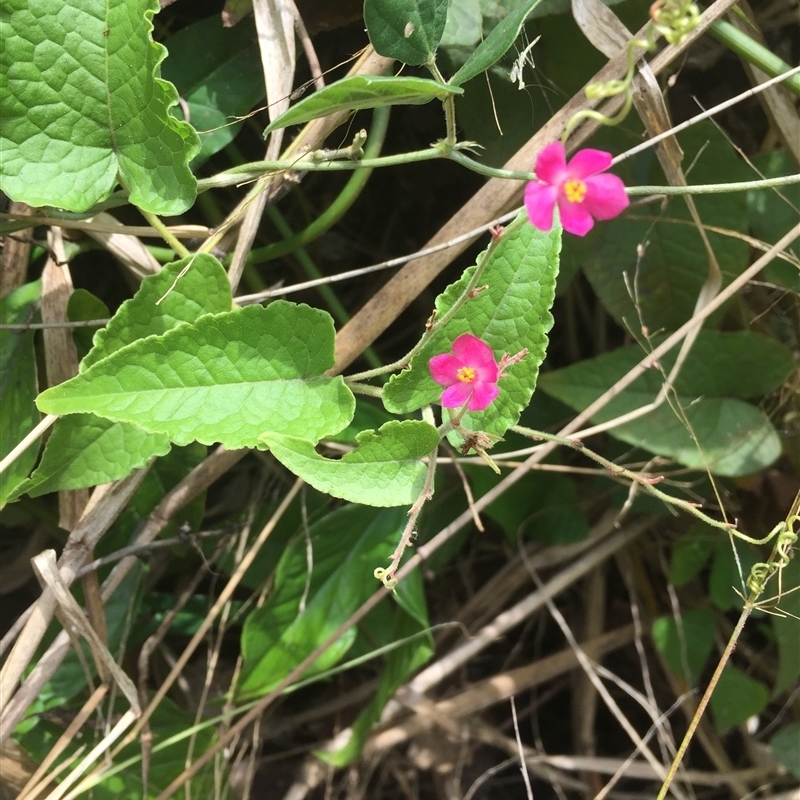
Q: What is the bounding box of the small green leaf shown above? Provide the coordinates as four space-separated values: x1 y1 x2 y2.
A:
669 523 716 587
261 420 440 507
652 607 716 685
82 254 232 371
450 0 546 86
161 15 265 168
0 281 41 507
263 75 462 134
538 331 790 476
10 414 170 499
1 0 199 214
771 724 800 779
710 666 769 732
383 212 561 442
37 302 355 449
364 0 449 65
238 505 409 698
441 0 482 48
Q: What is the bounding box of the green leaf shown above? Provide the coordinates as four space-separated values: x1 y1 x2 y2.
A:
771 724 800 779
161 15 265 168
261 420 440 507
538 331 790 476
37 302 355 449
1 0 199 214
652 607 716 685
772 556 800 695
450 0 546 86
238 505 409 698
441 0 482 48
0 281 41 507
67 289 110 360
710 666 769 732
81 254 232 371
669 523 716 587
364 0 449 65
263 75 462 134
10 414 170 499
383 212 561 442
575 123 752 331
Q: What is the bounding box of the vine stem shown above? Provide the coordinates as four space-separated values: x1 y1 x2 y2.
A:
655 513 796 800
138 209 190 259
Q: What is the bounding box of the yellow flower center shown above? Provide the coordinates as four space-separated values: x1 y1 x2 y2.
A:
564 179 587 203
456 366 476 383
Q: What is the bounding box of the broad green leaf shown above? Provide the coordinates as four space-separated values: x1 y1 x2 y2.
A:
538 331 790 476
771 724 800 779
364 0 449 65
772 557 800 695
263 75 462 134
652 607 716 685
0 281 41 507
450 0 546 86
82 254 231 371
162 15 265 168
576 123 752 331
329 399 395 445
322 586 433 765
669 523 716 587
37 302 355 449
383 212 561 442
238 505 408 698
10 414 170 499
1 0 199 214
261 420 440 507
710 666 769 732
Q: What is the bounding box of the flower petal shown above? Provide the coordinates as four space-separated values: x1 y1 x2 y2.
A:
468 382 499 411
441 382 473 408
429 353 462 386
534 141 567 183
566 148 613 178
524 182 557 232
583 173 630 220
452 333 494 365
557 194 595 236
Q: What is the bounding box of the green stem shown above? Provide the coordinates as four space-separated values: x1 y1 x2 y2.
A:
511 425 736 534
139 210 190 258
708 18 800 98
627 173 800 195
244 107 391 265
197 146 452 191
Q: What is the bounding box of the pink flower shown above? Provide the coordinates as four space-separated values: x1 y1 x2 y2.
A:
429 333 500 411
524 142 629 237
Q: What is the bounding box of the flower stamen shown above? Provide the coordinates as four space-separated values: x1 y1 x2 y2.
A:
564 179 587 203
456 366 476 383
